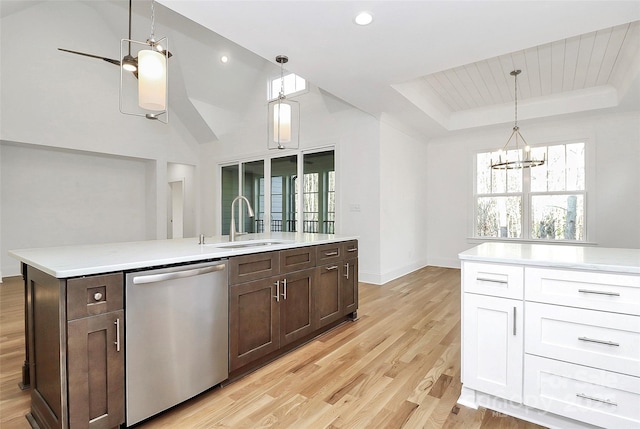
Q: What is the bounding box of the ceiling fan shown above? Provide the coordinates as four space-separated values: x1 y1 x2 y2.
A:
58 0 171 75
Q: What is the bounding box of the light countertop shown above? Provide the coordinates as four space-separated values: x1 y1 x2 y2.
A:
9 232 357 278
459 242 640 274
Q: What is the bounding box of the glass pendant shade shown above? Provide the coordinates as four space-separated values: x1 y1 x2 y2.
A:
268 96 299 150
138 49 166 111
273 102 291 142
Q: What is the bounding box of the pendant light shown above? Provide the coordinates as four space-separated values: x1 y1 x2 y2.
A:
119 0 169 123
268 55 300 150
491 70 544 169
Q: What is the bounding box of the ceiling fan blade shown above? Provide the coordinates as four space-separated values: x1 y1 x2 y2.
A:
58 48 120 66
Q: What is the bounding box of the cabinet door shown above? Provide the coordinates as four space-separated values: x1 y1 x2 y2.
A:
67 310 125 429
229 278 280 371
315 264 342 328
463 294 523 403
341 258 358 316
280 269 315 346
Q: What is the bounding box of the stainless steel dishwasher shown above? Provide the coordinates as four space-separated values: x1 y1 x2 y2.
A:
125 260 228 426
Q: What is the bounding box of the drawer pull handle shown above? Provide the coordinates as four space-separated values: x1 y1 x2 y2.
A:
513 307 516 336
344 262 350 280
94 292 103 301
347 248 358 252
114 318 121 352
576 393 617 406
578 337 620 347
476 277 508 284
324 251 339 256
578 289 620 297
274 280 280 302
325 266 338 271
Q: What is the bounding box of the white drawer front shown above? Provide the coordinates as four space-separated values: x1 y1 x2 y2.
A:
525 267 640 315
463 262 523 299
525 302 640 377
524 355 640 428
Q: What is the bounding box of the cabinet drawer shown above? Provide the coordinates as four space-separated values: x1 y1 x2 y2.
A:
280 246 316 272
525 302 640 377
462 262 523 299
229 252 280 285
343 240 358 259
525 267 640 315
524 355 640 428
317 242 343 264
67 273 123 320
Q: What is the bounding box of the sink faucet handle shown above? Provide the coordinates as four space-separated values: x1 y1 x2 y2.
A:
198 234 205 245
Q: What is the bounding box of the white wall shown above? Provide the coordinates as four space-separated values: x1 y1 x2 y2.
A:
378 121 429 284
426 111 640 268
0 1 207 277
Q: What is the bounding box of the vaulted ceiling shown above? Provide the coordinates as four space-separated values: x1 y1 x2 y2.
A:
2 1 639 143
159 0 640 139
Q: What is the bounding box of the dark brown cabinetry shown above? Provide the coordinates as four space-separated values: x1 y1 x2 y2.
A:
315 241 359 328
229 243 357 375
229 247 316 373
26 267 124 429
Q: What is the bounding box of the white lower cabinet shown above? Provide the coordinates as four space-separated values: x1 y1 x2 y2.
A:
524 355 640 429
460 258 640 429
462 293 523 402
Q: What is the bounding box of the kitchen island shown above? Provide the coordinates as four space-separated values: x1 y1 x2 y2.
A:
458 242 640 429
9 232 359 429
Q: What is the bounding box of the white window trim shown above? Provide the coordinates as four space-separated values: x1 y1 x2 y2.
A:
470 138 596 245
268 72 309 101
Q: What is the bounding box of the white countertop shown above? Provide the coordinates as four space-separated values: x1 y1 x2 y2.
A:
459 242 640 274
9 232 357 278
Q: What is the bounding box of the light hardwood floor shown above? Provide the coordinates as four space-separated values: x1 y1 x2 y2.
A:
0 267 544 429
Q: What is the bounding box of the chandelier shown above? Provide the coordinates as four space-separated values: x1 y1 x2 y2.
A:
491 70 545 169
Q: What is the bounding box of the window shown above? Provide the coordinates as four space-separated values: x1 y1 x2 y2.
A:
270 73 306 99
475 142 586 241
220 150 335 235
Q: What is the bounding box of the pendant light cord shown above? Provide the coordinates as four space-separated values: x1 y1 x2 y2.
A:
280 60 285 98
514 71 518 129
150 0 156 41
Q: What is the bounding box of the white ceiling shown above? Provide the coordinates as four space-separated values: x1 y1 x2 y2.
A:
3 1 638 142
158 0 640 139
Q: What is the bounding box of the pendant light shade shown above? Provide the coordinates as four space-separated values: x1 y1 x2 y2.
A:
491 70 544 169
119 0 168 123
138 49 166 111
268 55 299 150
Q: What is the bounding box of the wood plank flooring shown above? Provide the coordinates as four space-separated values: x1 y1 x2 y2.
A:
0 267 544 429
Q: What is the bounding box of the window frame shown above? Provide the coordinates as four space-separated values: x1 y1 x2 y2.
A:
268 72 308 101
218 146 337 236
472 140 591 243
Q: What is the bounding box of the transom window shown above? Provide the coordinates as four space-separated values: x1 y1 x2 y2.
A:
270 73 307 99
475 142 586 241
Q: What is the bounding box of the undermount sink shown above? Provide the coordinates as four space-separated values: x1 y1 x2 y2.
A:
204 239 294 249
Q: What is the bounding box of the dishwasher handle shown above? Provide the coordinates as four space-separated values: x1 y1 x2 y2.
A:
132 264 226 285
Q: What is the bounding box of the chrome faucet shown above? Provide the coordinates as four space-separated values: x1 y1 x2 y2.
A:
229 195 255 242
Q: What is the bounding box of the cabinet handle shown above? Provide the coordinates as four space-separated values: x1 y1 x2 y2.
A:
94 292 103 301
347 247 358 252
576 393 617 406
513 307 516 336
114 318 121 352
344 262 350 279
274 280 280 302
578 336 620 347
281 278 287 300
324 251 339 256
578 289 620 297
325 266 338 271
476 277 508 284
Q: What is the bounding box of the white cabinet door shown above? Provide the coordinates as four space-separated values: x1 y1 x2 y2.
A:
463 293 523 403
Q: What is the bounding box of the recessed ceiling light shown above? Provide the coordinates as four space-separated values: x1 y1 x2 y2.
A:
354 11 373 26
220 55 229 63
